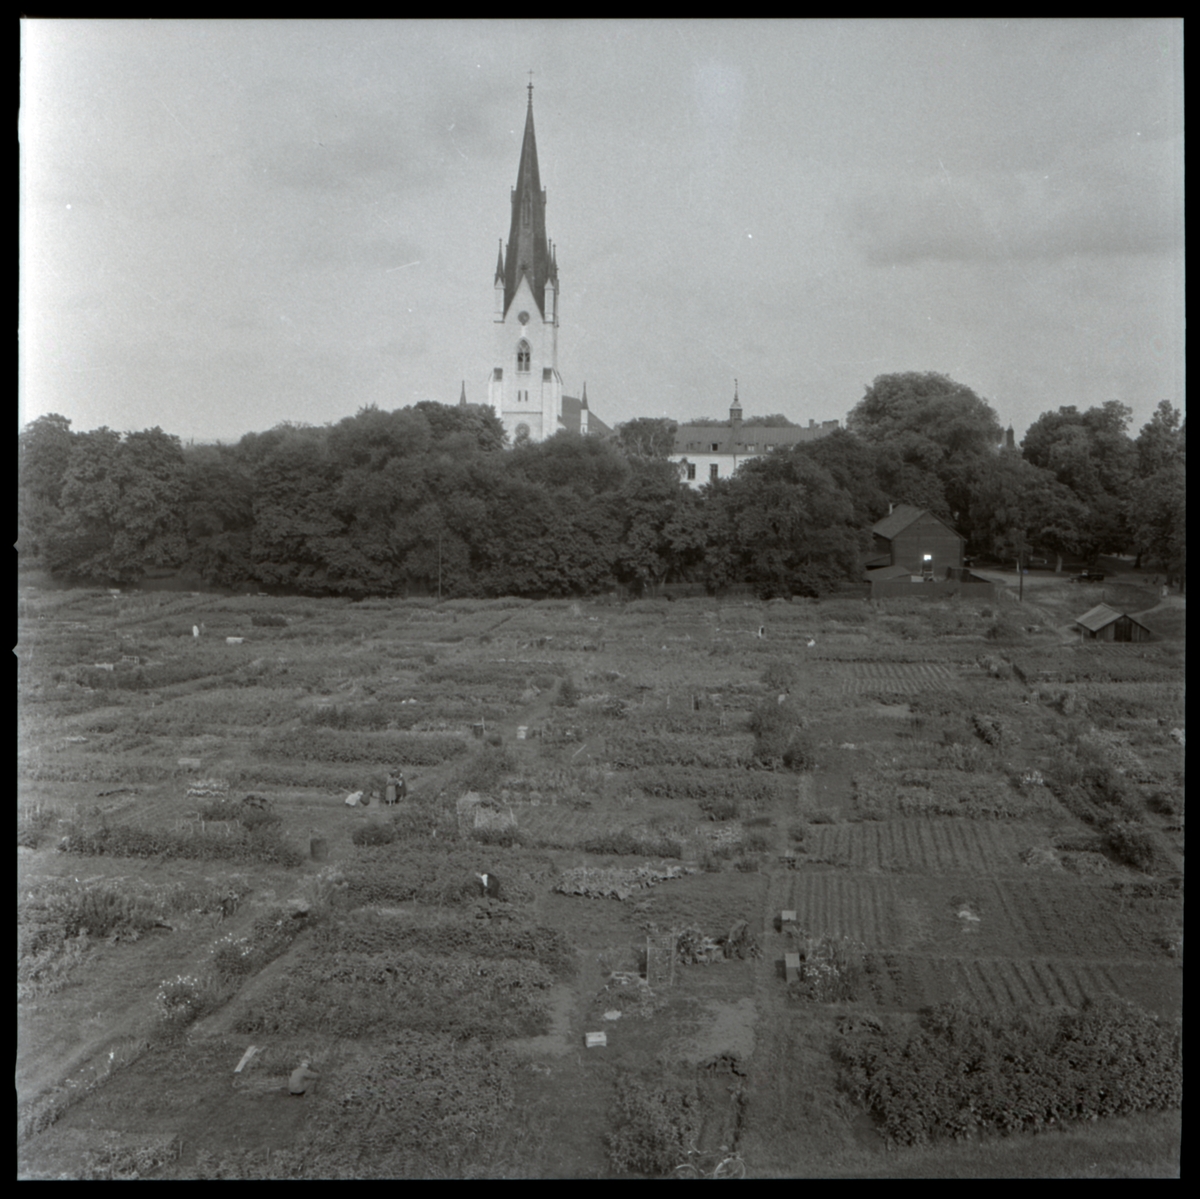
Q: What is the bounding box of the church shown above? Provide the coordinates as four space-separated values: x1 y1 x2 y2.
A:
472 85 610 445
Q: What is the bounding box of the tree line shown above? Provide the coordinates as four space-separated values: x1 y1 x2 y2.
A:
17 375 1185 597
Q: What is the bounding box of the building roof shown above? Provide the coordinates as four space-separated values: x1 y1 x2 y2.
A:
673 421 837 455
871 504 927 539
560 395 613 438
872 504 963 543
866 563 912 581
1074 604 1153 634
500 92 556 320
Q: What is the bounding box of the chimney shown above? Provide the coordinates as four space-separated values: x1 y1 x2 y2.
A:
888 502 894 515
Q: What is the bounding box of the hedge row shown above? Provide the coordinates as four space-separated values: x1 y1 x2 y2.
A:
631 767 787 806
342 844 555 908
317 914 576 977
58 822 305 867
233 948 554 1041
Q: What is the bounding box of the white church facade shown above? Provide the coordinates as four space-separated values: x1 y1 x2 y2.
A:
478 86 608 444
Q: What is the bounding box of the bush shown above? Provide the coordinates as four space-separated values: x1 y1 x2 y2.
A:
835 998 1182 1148
762 660 799 691
700 797 741 822
742 830 772 854
250 613 288 627
606 1070 702 1177
1104 821 1159 872
154 973 223 1027
749 698 813 770
579 828 683 858
972 712 1005 747
556 676 580 708
297 1034 518 1178
352 820 397 847
457 744 517 793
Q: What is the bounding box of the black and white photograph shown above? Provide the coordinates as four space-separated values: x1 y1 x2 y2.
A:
18 18 1182 1178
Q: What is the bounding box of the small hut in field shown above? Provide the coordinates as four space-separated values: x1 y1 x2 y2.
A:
1073 603 1153 643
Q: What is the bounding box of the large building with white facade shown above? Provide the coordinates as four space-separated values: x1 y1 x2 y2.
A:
672 388 840 488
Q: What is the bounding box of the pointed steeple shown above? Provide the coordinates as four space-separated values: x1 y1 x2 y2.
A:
581 382 588 409
494 240 505 284
459 380 467 407
730 380 742 425
501 87 553 319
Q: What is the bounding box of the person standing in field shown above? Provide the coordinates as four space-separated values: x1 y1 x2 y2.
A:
289 1060 320 1096
385 770 407 804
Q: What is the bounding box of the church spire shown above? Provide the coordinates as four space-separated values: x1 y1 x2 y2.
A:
501 86 552 319
459 380 467 407
494 240 505 284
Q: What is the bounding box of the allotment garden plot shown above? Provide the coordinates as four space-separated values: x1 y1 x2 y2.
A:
16 586 1184 1178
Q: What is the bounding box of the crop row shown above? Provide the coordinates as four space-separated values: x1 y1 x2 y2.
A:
806 818 1032 875
865 953 1180 1017
823 662 968 694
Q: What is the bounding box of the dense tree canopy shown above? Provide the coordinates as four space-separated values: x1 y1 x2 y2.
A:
19 387 1182 596
847 372 1003 532
614 417 678 459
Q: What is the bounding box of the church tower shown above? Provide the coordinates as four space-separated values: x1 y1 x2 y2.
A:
488 84 562 443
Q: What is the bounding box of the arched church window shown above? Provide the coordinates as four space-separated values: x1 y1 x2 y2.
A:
517 340 531 372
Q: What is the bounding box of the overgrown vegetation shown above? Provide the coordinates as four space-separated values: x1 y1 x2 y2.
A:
606 1069 702 1177
836 998 1182 1148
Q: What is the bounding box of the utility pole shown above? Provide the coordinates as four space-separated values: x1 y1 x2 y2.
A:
437 534 442 602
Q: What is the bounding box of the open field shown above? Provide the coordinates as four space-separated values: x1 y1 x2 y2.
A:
17 576 1183 1177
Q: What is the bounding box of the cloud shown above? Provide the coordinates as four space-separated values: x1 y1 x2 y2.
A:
847 133 1181 265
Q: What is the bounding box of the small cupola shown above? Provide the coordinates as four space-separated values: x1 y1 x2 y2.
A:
730 380 743 426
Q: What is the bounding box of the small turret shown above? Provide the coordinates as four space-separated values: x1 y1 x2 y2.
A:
730 380 743 429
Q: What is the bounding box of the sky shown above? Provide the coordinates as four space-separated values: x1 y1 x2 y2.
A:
20 19 1184 446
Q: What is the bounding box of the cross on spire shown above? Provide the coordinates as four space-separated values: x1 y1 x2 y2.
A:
527 70 534 104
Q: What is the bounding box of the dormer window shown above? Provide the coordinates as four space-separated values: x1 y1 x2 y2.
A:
517 340 531 372
710 442 720 453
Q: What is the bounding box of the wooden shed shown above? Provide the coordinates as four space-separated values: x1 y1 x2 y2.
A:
869 505 964 578
1074 604 1154 643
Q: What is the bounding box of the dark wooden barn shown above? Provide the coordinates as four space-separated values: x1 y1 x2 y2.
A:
866 504 965 578
1074 604 1154 643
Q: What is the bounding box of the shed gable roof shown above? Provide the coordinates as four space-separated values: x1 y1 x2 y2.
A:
872 504 962 543
1074 604 1153 634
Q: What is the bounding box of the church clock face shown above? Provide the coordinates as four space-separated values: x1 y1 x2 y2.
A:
517 311 530 325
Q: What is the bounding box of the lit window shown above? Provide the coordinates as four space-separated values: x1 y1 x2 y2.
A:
517 341 531 372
